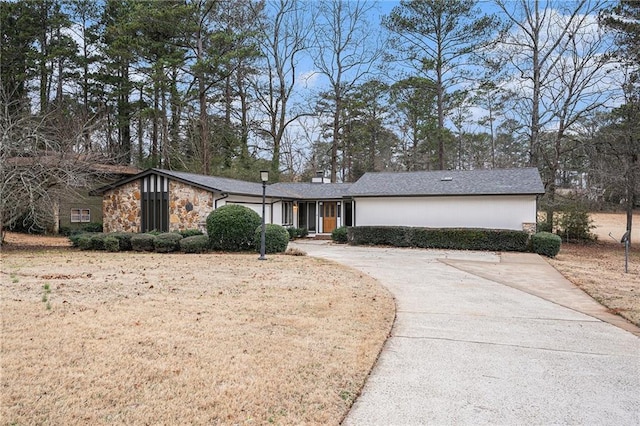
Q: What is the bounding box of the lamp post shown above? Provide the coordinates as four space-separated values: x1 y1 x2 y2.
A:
259 170 269 260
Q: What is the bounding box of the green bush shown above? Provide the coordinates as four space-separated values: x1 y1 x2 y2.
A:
348 226 530 252
348 226 414 247
77 234 93 250
90 233 107 250
154 232 183 253
286 227 298 240
110 232 134 251
207 204 262 251
254 224 289 254
179 235 210 253
83 222 103 233
286 227 308 240
68 232 89 247
131 233 156 251
179 229 204 238
536 221 552 233
331 226 348 243
557 204 595 241
104 235 120 252
532 232 562 257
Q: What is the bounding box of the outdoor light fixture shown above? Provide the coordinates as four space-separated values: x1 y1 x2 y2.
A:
259 170 269 260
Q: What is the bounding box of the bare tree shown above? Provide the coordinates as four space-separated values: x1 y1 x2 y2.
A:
312 0 384 182
495 0 613 227
251 0 313 179
0 90 110 242
495 0 608 165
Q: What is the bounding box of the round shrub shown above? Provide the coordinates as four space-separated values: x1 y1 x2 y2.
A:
90 233 107 250
532 232 562 258
111 232 134 251
331 226 348 244
180 235 210 253
154 232 183 253
286 227 298 240
254 224 289 254
104 235 120 252
131 233 156 251
207 204 262 251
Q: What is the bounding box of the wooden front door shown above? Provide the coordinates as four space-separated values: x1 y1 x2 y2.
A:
322 202 337 233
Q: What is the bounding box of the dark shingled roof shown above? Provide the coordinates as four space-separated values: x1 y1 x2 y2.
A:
157 169 277 197
92 167 544 199
347 168 544 197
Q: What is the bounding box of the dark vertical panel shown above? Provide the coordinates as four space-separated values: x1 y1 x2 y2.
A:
308 202 316 232
345 201 353 227
298 203 307 229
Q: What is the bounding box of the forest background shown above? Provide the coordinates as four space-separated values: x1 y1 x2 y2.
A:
1 0 638 236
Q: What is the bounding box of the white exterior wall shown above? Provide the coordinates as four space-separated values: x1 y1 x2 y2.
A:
354 195 537 230
216 195 294 225
218 195 274 223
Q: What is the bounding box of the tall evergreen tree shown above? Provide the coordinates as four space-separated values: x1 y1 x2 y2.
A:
384 0 498 170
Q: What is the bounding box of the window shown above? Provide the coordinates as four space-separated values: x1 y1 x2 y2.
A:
282 202 293 226
71 208 91 223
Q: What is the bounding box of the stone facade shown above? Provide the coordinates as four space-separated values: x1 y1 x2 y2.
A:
102 178 215 233
168 180 214 232
522 222 537 234
103 180 141 233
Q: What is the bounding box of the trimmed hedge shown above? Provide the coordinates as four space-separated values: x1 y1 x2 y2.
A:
90 233 107 250
331 226 348 244
286 227 309 240
68 232 88 247
104 235 120 252
154 232 183 253
179 229 204 238
131 233 156 251
180 235 210 253
207 204 262 251
532 232 562 257
348 226 530 252
77 234 93 250
111 232 134 251
254 224 289 254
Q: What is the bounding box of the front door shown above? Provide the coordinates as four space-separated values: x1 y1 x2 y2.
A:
322 202 337 233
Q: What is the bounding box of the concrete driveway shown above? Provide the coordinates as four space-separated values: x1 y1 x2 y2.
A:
290 241 640 425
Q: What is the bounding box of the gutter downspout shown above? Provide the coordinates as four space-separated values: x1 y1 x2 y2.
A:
215 193 229 209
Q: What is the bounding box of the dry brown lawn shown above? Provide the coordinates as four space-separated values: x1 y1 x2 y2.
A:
548 212 640 327
1 239 395 425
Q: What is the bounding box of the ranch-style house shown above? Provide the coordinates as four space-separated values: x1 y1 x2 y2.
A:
92 167 545 235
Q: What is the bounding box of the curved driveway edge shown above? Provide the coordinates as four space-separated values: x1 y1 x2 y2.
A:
290 241 640 425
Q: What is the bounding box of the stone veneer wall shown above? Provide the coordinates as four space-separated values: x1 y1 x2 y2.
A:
103 180 141 233
522 222 537 234
169 180 214 232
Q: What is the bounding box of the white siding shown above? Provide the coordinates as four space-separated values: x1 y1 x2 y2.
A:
218 195 271 223
216 195 289 225
354 195 537 230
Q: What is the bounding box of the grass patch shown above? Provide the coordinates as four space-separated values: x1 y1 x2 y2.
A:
549 241 640 326
0 250 394 425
